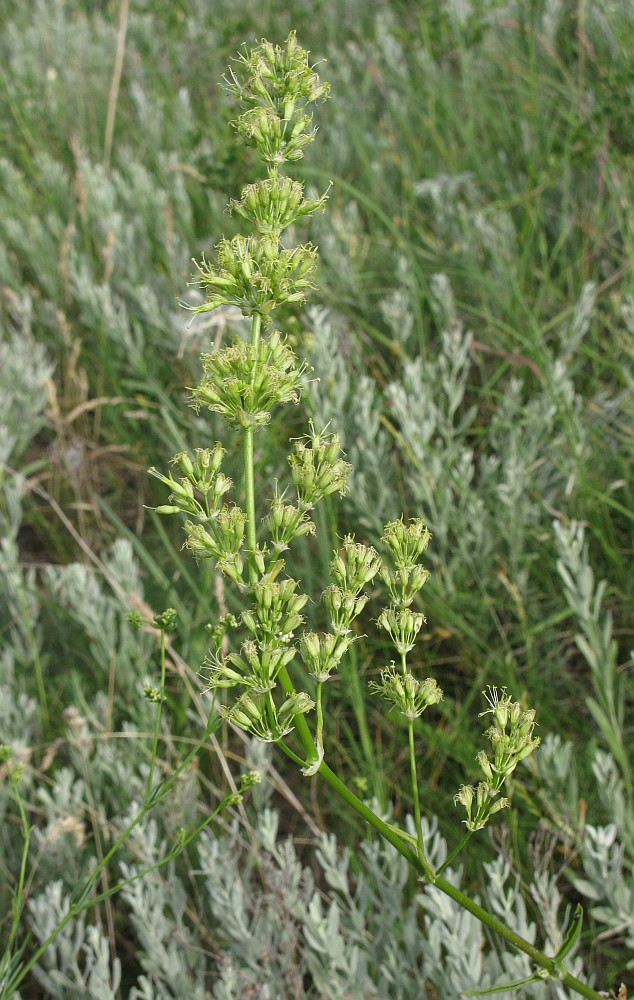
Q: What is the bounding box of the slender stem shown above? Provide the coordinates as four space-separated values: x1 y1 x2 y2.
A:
317 760 436 881
435 829 473 877
315 680 324 752
433 874 604 1000
314 759 604 1000
244 312 262 587
145 627 167 806
2 779 32 972
401 651 425 862
407 717 425 858
277 662 318 764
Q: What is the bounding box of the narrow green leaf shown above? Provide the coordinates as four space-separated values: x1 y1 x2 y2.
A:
555 903 583 963
464 974 541 996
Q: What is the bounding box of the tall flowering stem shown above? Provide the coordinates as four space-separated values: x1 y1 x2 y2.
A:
147 35 605 1000
244 312 262 587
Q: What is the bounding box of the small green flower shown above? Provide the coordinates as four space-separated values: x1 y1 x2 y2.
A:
479 686 541 779
192 237 319 319
148 466 206 518
376 606 425 655
223 32 329 169
126 609 143 631
143 682 166 704
222 688 313 742
152 608 178 632
299 630 353 681
265 492 316 551
455 687 540 832
190 331 307 429
241 576 309 645
454 782 510 832
370 664 443 719
322 585 368 635
382 517 431 567
289 428 351 506
330 535 381 596
230 175 328 240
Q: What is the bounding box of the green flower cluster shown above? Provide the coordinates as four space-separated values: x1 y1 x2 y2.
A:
289 427 351 506
455 686 541 832
223 30 330 167
193 237 319 318
190 330 307 429
371 518 442 719
371 664 442 720
299 535 380 684
192 32 329 321
204 569 315 739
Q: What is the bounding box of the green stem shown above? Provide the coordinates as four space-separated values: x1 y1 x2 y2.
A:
317 760 436 881
244 311 262 587
1 779 32 979
402 651 425 863
433 874 604 1000
435 829 473 876
315 680 324 752
145 627 167 807
407 717 425 858
314 761 604 1000
277 662 318 765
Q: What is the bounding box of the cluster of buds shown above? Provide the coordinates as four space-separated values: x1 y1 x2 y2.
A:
376 607 425 655
330 535 382 595
380 518 431 607
222 689 314 742
242 576 308 645
265 490 316 554
148 445 231 519
299 630 354 682
183 508 246 585
455 686 541 831
372 518 442 718
193 237 319 318
370 664 442 720
376 519 432 655
191 32 329 323
205 638 297 694
230 175 329 241
148 447 248 585
223 31 330 169
322 585 369 636
297 536 379 685
289 427 351 507
190 330 307 429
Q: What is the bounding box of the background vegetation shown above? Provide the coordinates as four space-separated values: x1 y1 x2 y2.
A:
0 0 632 996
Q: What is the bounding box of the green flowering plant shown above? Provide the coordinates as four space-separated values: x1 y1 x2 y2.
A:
146 33 603 1000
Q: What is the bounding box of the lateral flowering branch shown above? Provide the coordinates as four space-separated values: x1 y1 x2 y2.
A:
371 517 443 718
455 686 541 832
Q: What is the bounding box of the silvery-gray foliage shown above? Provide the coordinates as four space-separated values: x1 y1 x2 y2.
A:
0 296 53 464
307 286 592 606
27 881 122 1000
